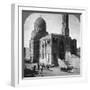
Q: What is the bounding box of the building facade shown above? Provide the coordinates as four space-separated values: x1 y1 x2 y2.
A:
29 14 77 66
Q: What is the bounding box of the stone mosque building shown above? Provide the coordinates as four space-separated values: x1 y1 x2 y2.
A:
29 14 77 66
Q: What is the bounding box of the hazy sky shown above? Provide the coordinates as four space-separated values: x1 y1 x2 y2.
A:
24 12 80 48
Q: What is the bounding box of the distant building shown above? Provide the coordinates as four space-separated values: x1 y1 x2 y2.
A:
24 47 30 60
29 14 77 66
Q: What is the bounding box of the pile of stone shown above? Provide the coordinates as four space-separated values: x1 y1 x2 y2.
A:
58 51 80 73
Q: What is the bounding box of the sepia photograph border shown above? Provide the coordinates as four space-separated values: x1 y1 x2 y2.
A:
11 4 87 87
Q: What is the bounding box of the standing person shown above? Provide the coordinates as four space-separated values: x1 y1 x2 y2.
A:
41 65 43 73
38 63 40 70
38 63 41 75
33 65 36 72
39 64 42 74
39 64 43 75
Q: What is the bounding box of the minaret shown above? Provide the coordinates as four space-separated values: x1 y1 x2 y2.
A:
62 14 69 36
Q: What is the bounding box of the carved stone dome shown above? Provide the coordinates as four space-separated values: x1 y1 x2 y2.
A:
34 17 46 32
31 17 48 40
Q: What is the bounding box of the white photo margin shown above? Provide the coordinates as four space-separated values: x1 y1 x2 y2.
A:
11 4 87 87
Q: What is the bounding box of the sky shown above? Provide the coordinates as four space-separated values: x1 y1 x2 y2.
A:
23 12 81 48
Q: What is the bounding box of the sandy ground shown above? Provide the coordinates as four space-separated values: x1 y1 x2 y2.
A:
38 55 80 77
25 55 80 77
36 66 80 77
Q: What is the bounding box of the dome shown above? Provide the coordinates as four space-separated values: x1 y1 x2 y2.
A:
31 17 48 40
34 17 46 32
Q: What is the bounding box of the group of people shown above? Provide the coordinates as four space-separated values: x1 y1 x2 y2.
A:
37 63 52 75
